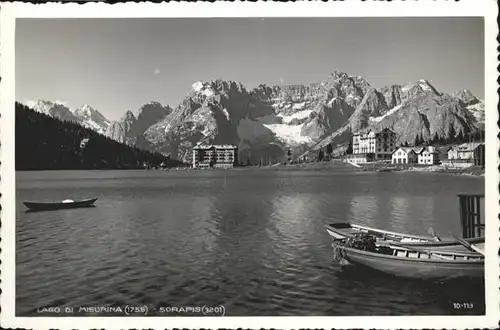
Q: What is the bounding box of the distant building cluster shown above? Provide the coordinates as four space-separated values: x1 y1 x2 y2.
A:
345 128 485 167
391 146 439 165
192 144 238 169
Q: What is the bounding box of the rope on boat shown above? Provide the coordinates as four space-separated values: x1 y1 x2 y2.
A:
332 241 345 261
345 233 377 251
332 233 378 262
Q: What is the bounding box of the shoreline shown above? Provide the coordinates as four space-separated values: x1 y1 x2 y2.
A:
356 163 485 177
15 161 485 177
240 160 485 177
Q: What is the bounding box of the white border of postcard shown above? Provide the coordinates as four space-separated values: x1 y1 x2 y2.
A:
1 1 499 329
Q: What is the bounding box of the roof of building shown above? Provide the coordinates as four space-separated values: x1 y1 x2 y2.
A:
353 127 397 137
193 144 238 150
378 127 397 135
456 142 485 152
414 146 439 154
412 147 425 154
391 147 417 155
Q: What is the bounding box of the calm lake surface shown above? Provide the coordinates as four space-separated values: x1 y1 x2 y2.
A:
16 167 485 316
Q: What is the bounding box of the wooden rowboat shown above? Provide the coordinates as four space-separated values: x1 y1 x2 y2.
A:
24 198 98 211
325 222 485 251
333 242 484 280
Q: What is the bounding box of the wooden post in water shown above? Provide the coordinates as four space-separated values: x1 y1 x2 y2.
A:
458 194 485 238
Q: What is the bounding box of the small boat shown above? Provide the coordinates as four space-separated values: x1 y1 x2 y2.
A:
325 222 485 251
332 241 484 280
23 198 98 211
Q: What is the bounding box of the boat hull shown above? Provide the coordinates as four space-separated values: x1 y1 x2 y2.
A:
326 223 485 252
23 198 98 211
339 245 484 280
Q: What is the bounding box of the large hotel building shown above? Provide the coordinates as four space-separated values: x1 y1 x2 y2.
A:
192 144 238 169
348 128 397 163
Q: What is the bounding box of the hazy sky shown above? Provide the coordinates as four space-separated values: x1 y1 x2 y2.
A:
16 17 484 121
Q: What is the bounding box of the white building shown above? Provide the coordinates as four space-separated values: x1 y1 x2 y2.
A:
391 147 418 164
455 142 484 160
416 146 440 165
352 128 397 161
447 146 459 160
445 142 484 167
192 144 238 169
345 153 375 164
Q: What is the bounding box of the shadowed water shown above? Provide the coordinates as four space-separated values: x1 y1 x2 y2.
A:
16 168 485 316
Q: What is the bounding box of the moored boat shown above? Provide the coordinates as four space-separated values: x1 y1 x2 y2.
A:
332 240 484 280
23 198 98 211
325 222 485 252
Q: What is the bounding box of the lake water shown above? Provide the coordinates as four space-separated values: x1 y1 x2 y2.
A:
16 167 485 316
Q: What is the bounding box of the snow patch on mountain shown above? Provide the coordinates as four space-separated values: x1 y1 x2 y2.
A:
83 119 107 133
192 81 204 91
466 102 485 124
72 104 111 134
401 84 412 93
369 104 403 122
262 123 312 144
237 115 276 142
327 97 338 106
418 79 432 92
277 110 313 124
192 81 215 97
292 102 307 110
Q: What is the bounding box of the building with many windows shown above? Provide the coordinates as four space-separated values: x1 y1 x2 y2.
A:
192 144 238 169
352 128 397 161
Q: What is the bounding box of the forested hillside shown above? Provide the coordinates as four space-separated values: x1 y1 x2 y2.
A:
16 102 184 170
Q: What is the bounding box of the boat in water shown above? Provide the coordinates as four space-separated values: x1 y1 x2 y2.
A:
325 222 485 252
331 237 484 280
23 198 98 211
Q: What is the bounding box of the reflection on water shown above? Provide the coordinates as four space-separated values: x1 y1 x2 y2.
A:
16 169 485 316
349 195 379 227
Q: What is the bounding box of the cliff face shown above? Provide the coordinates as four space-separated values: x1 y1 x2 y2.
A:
105 102 172 145
72 104 111 135
27 100 111 135
452 88 485 128
310 79 482 153
27 71 484 163
106 110 137 144
107 73 483 163
137 72 368 162
29 100 80 123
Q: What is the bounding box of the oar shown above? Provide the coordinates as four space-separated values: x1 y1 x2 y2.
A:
388 241 448 260
428 227 442 242
450 234 485 256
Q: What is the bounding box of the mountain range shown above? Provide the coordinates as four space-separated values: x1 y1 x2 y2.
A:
27 100 111 135
24 70 485 164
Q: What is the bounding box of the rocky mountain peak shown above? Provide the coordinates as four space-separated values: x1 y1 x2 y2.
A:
78 103 94 113
74 104 108 120
71 104 110 134
137 101 171 118
95 72 485 163
191 81 214 97
330 70 349 79
27 99 80 123
122 110 136 121
452 88 480 106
